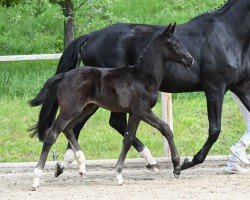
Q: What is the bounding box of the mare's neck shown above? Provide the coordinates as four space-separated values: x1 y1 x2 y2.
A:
133 42 166 86
219 0 250 38
196 0 249 41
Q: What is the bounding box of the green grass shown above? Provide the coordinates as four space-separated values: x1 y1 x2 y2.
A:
0 61 247 162
1 0 248 162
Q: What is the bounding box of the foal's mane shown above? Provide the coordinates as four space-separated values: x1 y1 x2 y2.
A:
133 33 161 67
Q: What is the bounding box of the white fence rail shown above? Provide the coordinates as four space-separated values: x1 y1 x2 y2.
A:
0 53 62 62
0 53 173 157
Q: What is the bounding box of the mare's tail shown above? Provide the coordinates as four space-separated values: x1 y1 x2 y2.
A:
30 35 89 107
29 74 64 141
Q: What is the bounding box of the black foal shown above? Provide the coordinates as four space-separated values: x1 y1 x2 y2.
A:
30 24 194 189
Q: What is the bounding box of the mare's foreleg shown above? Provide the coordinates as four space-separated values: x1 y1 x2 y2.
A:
115 114 140 185
109 112 158 172
181 87 225 170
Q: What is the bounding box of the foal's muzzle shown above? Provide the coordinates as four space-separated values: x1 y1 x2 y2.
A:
185 57 194 68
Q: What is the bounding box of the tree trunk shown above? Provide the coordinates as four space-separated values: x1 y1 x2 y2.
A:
61 0 75 48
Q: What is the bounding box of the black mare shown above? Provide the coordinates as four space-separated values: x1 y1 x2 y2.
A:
31 0 250 171
30 25 194 189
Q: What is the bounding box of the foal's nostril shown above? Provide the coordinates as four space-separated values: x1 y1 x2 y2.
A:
188 58 194 67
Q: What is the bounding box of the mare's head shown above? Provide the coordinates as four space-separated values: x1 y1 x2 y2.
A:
157 24 194 68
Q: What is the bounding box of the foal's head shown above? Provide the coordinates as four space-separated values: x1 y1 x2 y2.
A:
157 24 194 68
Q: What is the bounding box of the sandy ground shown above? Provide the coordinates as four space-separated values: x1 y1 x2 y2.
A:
0 162 250 200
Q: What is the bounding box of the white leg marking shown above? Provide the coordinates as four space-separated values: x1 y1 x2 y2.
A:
116 172 124 186
63 149 75 168
32 168 43 190
140 146 157 165
75 150 86 175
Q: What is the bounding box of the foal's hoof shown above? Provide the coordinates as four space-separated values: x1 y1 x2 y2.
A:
78 171 86 178
31 185 39 191
173 173 180 179
116 173 124 186
54 162 64 177
145 164 160 174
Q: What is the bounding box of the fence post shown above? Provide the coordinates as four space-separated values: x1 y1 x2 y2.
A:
161 92 173 157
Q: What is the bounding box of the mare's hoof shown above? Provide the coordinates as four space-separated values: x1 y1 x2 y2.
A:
173 170 180 179
181 158 192 171
173 166 181 179
145 164 160 173
54 162 64 177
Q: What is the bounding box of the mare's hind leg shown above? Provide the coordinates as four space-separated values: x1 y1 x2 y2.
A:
231 81 250 112
109 112 158 172
115 114 140 185
55 107 99 177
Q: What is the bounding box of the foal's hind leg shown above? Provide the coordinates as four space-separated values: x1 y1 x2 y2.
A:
55 104 98 177
115 114 140 185
109 112 158 172
63 127 87 177
55 107 99 177
32 114 68 190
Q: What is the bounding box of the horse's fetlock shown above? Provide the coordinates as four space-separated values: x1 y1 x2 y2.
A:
193 154 205 164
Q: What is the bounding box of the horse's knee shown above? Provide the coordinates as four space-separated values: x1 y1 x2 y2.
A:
109 115 126 134
123 133 135 146
160 124 173 139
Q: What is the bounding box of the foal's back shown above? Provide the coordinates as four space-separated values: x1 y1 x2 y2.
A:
57 66 158 113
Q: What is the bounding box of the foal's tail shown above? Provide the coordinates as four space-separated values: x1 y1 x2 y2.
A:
29 73 64 141
29 35 89 107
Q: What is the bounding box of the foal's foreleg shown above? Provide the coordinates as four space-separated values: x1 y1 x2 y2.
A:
139 110 180 177
109 112 158 171
115 115 140 185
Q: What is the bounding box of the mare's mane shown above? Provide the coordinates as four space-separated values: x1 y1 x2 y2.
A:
191 0 237 21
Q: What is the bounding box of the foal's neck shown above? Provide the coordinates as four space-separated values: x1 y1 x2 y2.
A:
133 42 166 86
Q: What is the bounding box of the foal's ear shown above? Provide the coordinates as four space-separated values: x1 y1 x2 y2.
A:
161 23 173 38
171 23 177 34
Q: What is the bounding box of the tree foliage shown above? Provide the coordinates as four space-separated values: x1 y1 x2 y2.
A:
0 0 18 7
